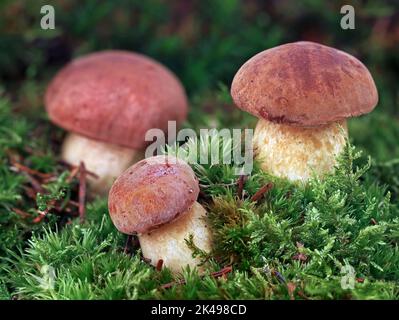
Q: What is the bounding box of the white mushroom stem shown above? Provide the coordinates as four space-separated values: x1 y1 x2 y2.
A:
61 132 143 195
139 201 212 274
253 119 348 182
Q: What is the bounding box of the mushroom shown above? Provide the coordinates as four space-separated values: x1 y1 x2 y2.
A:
45 51 187 194
231 41 378 181
108 155 212 273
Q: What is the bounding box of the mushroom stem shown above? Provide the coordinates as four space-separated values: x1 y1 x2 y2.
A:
61 132 143 194
139 201 212 274
253 119 348 182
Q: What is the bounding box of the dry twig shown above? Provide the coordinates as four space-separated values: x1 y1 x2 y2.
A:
237 175 247 200
251 182 273 202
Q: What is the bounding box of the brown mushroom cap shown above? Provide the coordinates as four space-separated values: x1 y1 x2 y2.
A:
45 50 188 149
231 41 378 126
108 155 199 234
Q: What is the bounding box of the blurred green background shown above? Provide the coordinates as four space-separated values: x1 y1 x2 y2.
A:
0 0 398 161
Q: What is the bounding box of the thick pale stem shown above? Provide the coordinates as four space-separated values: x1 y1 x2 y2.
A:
61 132 143 194
139 201 212 274
253 119 348 182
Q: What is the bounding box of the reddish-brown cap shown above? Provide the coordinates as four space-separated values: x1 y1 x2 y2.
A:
231 41 378 126
45 50 188 149
108 155 199 234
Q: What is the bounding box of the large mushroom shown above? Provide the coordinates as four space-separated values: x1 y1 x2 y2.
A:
45 51 187 194
108 155 212 273
231 41 378 181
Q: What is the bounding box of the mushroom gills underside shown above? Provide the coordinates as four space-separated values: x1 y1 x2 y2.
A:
139 201 212 274
61 132 143 194
253 118 348 182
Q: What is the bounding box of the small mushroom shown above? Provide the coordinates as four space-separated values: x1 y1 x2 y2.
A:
108 155 212 273
45 51 187 194
231 41 378 181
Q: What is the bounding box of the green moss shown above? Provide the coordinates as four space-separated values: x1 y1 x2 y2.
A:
2 135 398 300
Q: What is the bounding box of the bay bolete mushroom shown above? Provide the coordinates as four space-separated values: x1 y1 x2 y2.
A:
45 51 187 194
108 155 212 273
231 41 378 181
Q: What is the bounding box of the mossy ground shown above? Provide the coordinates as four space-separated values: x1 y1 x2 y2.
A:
1 88 398 300
0 0 398 300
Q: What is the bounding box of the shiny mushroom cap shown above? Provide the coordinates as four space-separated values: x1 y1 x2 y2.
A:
45 50 188 149
108 155 199 234
231 41 378 127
